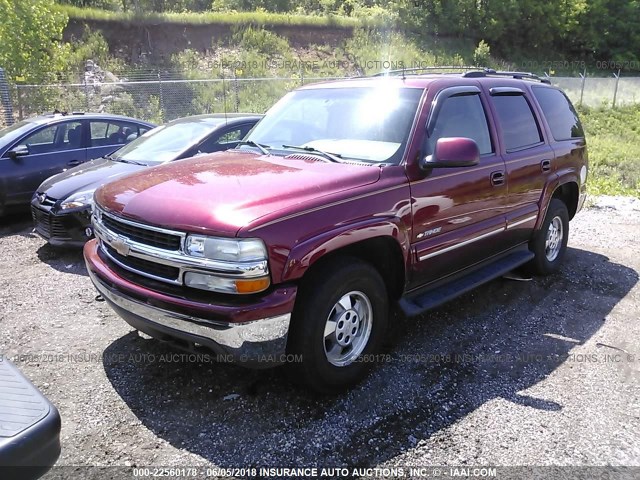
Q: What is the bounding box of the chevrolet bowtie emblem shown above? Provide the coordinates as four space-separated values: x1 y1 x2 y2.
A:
111 238 130 256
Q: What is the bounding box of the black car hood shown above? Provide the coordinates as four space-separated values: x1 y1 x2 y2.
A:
38 157 146 201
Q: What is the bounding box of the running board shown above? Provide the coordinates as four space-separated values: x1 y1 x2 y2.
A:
400 250 535 317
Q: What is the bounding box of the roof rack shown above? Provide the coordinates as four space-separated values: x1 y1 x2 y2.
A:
463 68 551 84
372 66 478 77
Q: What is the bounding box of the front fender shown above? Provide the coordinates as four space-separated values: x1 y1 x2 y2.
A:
281 217 411 283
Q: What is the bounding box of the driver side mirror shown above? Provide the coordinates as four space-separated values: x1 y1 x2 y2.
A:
7 144 29 160
420 137 480 170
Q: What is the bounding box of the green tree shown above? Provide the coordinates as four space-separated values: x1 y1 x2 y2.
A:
566 0 640 63
0 0 68 82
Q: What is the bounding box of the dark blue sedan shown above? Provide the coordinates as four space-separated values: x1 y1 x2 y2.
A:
0 112 155 215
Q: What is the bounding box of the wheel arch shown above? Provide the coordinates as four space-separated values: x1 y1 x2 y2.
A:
282 222 410 301
538 174 580 227
552 180 580 220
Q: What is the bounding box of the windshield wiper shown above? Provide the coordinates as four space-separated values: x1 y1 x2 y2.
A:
237 140 271 155
104 154 146 166
281 144 342 163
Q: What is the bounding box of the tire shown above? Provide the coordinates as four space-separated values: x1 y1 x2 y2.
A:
286 257 389 393
526 198 569 275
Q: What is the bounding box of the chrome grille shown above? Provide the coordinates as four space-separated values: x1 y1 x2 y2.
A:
103 243 180 281
101 213 182 250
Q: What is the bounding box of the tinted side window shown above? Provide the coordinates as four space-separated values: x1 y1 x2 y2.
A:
492 95 542 152
25 125 56 145
428 94 493 155
533 87 584 140
19 121 83 154
90 121 140 147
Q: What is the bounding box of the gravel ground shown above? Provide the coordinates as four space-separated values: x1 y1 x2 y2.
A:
1 199 639 478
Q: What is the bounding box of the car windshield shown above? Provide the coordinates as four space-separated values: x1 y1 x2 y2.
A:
112 118 225 165
245 86 424 164
0 120 37 145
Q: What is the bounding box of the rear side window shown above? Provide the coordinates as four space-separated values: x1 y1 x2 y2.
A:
492 95 543 152
533 87 584 140
428 94 493 155
90 121 142 147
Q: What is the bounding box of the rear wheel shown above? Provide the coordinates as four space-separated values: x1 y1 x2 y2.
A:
526 198 569 275
286 258 388 393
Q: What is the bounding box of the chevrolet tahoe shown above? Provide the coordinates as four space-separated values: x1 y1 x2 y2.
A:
83 69 588 392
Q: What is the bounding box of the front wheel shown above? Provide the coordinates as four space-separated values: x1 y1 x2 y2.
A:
286 258 389 393
526 198 569 275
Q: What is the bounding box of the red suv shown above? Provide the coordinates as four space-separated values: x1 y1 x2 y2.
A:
84 69 588 392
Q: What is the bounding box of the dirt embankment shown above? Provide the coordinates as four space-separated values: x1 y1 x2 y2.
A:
64 18 355 64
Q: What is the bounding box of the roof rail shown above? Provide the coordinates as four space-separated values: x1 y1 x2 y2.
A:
372 66 478 77
463 68 551 84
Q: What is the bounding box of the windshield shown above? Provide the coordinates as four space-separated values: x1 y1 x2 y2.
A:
113 118 225 164
0 120 37 145
246 86 424 164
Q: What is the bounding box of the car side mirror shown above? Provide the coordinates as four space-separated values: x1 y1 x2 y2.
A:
7 144 29 160
420 137 480 170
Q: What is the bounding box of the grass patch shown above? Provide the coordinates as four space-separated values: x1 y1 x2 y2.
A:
579 105 640 197
56 5 376 28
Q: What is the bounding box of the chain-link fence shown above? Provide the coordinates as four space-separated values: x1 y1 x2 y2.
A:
552 75 640 108
8 75 344 127
2 70 640 128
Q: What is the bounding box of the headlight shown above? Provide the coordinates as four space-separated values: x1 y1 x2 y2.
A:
60 190 95 210
184 235 270 294
185 235 267 262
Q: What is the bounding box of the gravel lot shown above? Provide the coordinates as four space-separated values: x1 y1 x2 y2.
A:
1 198 639 478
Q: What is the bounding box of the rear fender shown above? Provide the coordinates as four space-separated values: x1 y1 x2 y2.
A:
537 171 580 229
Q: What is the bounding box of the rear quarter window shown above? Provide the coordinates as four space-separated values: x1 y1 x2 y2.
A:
533 87 584 140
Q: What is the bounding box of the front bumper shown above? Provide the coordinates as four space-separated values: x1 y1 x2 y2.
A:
31 202 92 247
84 240 296 367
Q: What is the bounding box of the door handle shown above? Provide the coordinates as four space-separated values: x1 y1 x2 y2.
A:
541 159 552 172
67 159 81 167
490 171 505 186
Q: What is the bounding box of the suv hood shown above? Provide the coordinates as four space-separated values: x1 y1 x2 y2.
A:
39 157 145 201
95 151 381 236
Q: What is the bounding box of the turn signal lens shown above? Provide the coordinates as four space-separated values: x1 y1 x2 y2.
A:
235 278 271 294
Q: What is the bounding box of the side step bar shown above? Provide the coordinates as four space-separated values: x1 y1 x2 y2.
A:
400 249 535 317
